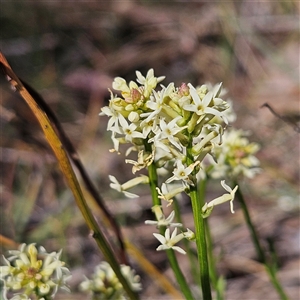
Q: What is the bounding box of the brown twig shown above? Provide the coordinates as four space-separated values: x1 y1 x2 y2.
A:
261 103 300 133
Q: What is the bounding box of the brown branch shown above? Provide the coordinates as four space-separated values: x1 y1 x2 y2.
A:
261 103 300 133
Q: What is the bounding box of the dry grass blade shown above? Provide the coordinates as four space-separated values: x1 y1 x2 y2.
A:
19 78 128 265
0 51 139 300
0 235 19 249
0 51 97 233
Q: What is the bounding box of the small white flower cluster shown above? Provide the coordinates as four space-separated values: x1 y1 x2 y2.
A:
0 243 71 300
101 69 239 254
207 129 261 179
144 205 195 254
79 261 142 300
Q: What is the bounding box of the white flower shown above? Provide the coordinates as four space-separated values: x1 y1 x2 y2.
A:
184 83 225 120
156 183 186 205
136 68 165 85
125 150 154 174
166 160 199 184
136 68 165 97
145 205 182 228
116 114 144 142
128 111 140 123
208 128 261 179
110 131 120 153
153 228 186 254
157 117 186 150
202 180 238 217
100 106 120 131
119 115 143 142
80 261 142 298
0 244 70 300
140 114 159 138
109 175 149 198
192 127 219 156
121 265 142 292
112 77 130 93
183 228 196 241
141 90 164 122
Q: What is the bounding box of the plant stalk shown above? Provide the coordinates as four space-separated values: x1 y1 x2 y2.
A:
189 185 212 300
145 141 194 300
186 138 212 300
199 179 224 300
173 197 200 287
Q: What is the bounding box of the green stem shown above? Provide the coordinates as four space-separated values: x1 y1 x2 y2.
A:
189 185 212 300
145 142 194 300
205 221 224 300
199 180 216 288
173 197 200 287
186 140 212 300
235 182 289 300
165 249 195 300
199 179 224 300
92 232 139 300
146 153 161 207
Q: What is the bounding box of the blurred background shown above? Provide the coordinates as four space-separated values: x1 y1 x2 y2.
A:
0 1 299 299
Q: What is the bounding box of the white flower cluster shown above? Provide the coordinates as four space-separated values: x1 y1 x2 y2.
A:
101 69 230 189
101 69 239 254
207 129 261 179
79 261 141 300
0 243 70 300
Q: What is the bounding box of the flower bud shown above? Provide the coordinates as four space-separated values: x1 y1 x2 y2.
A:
128 111 140 123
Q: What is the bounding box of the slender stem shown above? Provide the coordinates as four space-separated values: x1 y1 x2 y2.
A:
146 154 161 207
145 142 194 300
235 184 265 262
205 221 224 300
189 185 212 300
173 197 200 287
186 139 212 300
235 182 289 300
165 249 195 300
199 179 224 300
